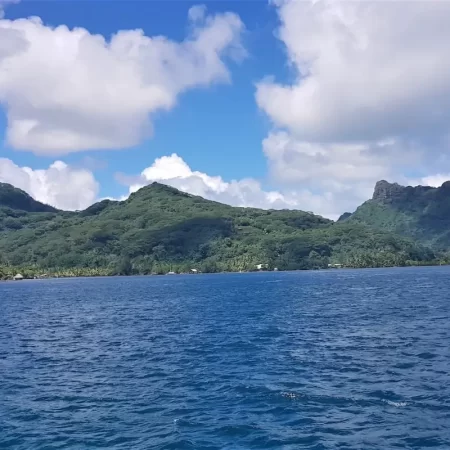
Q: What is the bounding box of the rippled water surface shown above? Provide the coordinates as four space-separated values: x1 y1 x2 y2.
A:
1 268 450 449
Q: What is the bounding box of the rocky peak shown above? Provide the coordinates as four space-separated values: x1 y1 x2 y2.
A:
372 180 403 202
372 180 437 205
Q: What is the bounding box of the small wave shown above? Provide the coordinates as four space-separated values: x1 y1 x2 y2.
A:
281 391 299 400
383 399 408 407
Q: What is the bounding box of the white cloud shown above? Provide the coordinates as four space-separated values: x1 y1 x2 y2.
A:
0 158 99 210
118 153 352 219
188 4 207 23
0 6 244 155
263 131 390 185
257 0 450 143
256 0 450 214
407 173 450 189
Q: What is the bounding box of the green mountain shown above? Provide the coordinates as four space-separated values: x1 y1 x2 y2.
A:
0 181 436 277
0 182 57 213
342 180 450 249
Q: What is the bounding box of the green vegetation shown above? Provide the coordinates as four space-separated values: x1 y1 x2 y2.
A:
0 181 442 279
0 182 57 213
0 265 110 281
343 180 450 249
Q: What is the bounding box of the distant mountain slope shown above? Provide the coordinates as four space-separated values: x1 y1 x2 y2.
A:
0 182 436 273
343 180 450 248
0 183 58 213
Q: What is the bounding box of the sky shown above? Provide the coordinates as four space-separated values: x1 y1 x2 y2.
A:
1 0 450 219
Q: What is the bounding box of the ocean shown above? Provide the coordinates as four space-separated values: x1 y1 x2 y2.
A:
1 267 449 449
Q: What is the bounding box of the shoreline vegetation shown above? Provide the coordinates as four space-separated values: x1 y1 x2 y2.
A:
2 180 450 281
1 259 449 281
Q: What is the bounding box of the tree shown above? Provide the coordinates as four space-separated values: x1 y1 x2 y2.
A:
115 256 133 276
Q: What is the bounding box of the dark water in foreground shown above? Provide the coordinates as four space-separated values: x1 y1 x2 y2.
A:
1 268 450 449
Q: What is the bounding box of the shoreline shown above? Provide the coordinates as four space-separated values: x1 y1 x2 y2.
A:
2 262 449 282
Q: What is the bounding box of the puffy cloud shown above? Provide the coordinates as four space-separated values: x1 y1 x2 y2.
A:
407 174 450 189
263 131 390 185
188 4 207 23
420 175 450 188
256 0 450 143
256 0 450 214
0 158 99 210
0 6 244 155
122 154 295 209
118 153 351 219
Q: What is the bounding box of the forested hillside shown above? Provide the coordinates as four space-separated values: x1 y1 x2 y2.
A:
0 181 439 278
342 180 450 249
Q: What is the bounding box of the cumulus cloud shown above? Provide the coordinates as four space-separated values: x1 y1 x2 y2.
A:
0 158 99 210
117 153 352 219
407 174 450 189
0 6 244 155
262 131 391 185
257 0 450 143
256 0 450 214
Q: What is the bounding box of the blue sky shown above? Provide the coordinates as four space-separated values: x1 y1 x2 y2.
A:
1 0 450 218
2 0 288 198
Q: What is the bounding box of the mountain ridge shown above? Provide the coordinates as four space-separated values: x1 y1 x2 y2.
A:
344 179 450 248
0 182 58 213
0 180 436 276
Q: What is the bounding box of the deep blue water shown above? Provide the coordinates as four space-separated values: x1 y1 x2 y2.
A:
1 267 450 449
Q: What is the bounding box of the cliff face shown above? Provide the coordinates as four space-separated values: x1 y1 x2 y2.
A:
347 180 450 248
372 180 435 204
372 180 403 202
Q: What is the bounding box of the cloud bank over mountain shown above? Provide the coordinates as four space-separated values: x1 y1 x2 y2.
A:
0 158 98 210
1 0 450 218
256 0 450 213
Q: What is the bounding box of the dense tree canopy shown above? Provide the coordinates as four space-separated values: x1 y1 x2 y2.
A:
0 181 441 279
342 180 450 249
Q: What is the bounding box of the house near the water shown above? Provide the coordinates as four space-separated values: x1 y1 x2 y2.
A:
13 274 24 281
